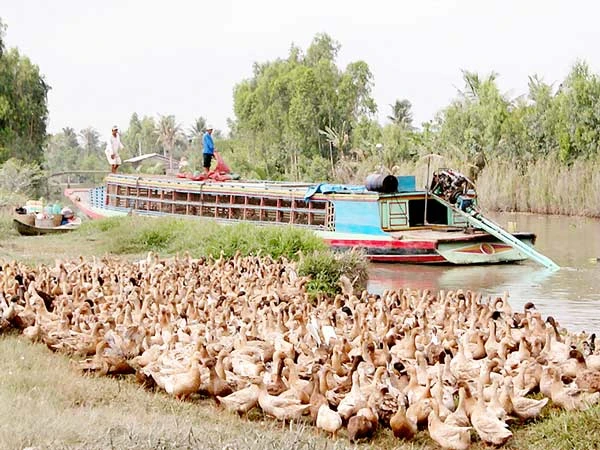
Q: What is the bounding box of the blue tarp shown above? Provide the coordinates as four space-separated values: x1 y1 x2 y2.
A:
304 183 367 200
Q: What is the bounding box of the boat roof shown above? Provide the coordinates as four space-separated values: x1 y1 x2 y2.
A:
105 174 422 200
123 153 172 164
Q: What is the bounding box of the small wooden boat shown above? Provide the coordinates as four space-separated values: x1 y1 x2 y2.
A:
13 215 82 236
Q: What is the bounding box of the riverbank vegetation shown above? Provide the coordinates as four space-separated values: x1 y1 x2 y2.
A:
3 19 600 216
3 13 600 450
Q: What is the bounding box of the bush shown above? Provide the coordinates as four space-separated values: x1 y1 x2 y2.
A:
78 216 328 260
0 158 47 199
298 248 369 297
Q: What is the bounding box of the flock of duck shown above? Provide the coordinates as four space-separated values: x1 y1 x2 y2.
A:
1 251 600 449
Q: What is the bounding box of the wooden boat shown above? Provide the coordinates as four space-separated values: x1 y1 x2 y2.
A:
13 215 82 236
63 169 557 267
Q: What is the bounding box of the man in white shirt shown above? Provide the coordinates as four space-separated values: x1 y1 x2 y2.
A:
105 125 124 173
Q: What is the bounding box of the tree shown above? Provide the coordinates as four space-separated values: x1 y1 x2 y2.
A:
231 33 376 180
188 116 207 145
435 70 513 161
0 18 5 57
43 130 82 178
156 114 181 169
523 75 559 158
552 61 600 162
120 113 160 157
0 157 46 199
318 122 349 175
61 127 79 148
388 99 413 128
0 44 50 164
79 127 101 158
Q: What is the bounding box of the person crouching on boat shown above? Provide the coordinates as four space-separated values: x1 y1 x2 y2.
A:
105 125 124 174
202 125 215 175
60 207 74 225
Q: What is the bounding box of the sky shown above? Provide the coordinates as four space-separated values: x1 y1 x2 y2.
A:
3 0 600 138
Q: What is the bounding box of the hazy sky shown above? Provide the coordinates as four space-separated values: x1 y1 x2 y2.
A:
3 0 599 138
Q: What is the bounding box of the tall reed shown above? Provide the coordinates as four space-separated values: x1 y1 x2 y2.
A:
337 154 600 218
477 158 600 217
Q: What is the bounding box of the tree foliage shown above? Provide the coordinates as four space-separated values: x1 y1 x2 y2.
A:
0 26 49 165
121 113 160 156
5 23 600 215
0 157 46 199
427 62 600 171
0 18 5 57
388 99 413 128
231 33 376 180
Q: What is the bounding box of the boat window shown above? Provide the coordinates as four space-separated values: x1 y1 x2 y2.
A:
408 199 448 226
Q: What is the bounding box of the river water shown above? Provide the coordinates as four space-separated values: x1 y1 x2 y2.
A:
367 212 600 335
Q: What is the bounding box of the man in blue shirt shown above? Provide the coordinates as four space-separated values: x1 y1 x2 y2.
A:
202 125 215 174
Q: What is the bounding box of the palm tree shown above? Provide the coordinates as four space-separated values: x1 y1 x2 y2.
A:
318 122 349 176
62 127 79 148
388 99 413 128
156 115 181 170
460 70 498 100
188 117 207 145
79 127 100 157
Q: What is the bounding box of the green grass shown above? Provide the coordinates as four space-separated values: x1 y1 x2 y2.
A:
0 334 355 450
77 215 328 260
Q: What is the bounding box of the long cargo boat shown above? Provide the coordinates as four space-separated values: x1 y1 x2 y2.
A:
64 169 556 266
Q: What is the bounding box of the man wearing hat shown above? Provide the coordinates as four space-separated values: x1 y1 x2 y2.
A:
202 125 216 175
105 125 124 173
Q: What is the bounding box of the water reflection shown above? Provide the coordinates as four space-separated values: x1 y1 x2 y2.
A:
367 212 600 334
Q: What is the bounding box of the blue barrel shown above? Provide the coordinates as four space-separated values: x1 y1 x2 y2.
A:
365 173 398 193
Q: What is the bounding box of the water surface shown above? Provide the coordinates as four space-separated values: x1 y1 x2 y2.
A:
367 212 600 334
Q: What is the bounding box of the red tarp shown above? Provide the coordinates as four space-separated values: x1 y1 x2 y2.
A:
178 151 232 181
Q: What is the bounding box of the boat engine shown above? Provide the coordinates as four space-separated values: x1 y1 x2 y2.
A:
430 169 477 211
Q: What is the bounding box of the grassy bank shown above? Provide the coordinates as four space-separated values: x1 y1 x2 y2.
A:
2 214 600 450
0 213 368 294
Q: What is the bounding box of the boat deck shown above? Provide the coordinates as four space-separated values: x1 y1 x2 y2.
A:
390 228 535 243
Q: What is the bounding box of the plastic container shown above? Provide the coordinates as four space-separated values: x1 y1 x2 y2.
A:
35 217 55 228
52 214 63 226
397 175 416 192
22 214 36 226
52 204 61 214
365 173 398 193
25 200 43 214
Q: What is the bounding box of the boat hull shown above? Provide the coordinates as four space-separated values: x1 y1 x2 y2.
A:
64 181 537 266
13 217 81 236
319 230 532 264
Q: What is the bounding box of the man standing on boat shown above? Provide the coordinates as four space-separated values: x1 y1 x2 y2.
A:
202 125 215 175
105 125 124 174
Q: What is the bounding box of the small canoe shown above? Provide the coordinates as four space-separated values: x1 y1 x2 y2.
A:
13 216 82 236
